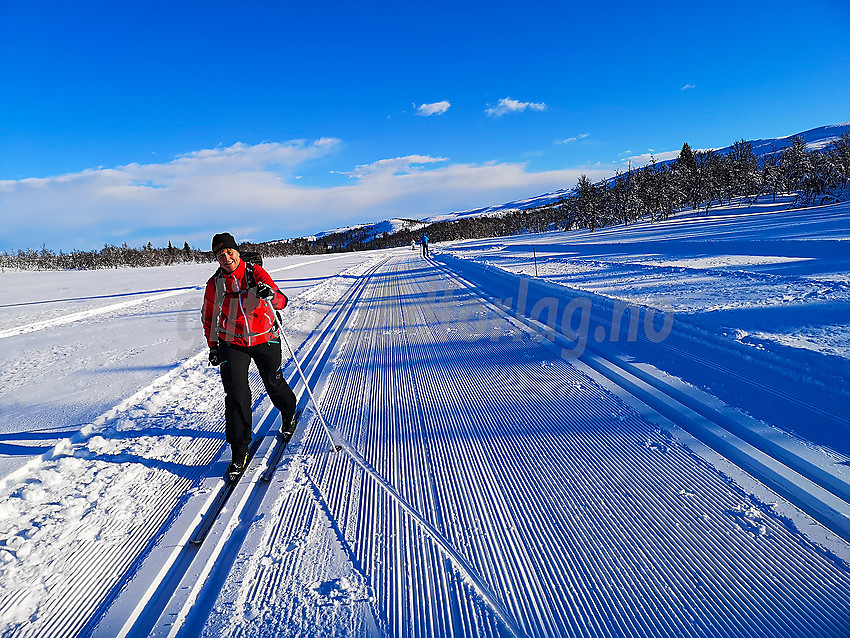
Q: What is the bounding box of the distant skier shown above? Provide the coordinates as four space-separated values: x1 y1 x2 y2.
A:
411 239 416 251
421 234 430 258
202 232 297 481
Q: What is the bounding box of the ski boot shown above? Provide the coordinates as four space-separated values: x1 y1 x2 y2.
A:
285 408 303 434
226 452 249 483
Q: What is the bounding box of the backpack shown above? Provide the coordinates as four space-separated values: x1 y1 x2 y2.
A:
239 251 263 290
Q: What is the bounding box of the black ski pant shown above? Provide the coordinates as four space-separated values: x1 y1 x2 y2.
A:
422 243 429 257
219 339 296 460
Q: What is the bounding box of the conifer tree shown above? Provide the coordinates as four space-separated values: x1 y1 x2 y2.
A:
729 139 760 197
676 142 700 210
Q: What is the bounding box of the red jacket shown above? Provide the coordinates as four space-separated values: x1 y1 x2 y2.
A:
202 260 287 348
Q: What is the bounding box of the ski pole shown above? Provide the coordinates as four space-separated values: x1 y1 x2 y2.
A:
265 299 341 452
265 303 523 636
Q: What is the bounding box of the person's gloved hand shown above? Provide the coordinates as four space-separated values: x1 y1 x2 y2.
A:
256 282 275 300
209 346 223 366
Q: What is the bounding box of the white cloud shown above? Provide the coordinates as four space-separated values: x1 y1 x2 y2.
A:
176 138 339 166
681 84 695 91
342 155 448 179
1 139 341 251
556 133 590 144
416 101 451 116
624 149 682 167
485 97 547 118
0 139 612 252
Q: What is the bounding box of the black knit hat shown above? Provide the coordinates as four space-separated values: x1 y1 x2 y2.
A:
211 232 239 255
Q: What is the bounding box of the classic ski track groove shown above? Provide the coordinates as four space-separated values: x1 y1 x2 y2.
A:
0 351 232 638
6 252 850 637
0 257 382 638
129 257 391 638
199 254 850 638
442 252 850 432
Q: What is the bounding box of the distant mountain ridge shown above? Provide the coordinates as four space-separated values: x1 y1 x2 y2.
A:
313 218 425 241
749 121 850 155
309 122 850 244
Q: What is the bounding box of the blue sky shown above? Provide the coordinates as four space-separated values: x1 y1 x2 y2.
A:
2 0 849 252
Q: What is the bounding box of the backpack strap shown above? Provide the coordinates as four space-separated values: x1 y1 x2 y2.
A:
211 262 278 344
211 266 225 345
244 262 257 291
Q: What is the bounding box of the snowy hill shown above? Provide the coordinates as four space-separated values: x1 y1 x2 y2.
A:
427 121 850 224
421 187 575 224
314 218 427 243
310 121 850 239
749 121 850 154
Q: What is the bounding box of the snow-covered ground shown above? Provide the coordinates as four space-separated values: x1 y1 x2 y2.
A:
0 253 370 476
1 197 850 637
438 197 850 451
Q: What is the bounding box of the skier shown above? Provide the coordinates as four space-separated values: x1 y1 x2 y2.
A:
411 239 416 251
202 232 297 481
421 234 430 258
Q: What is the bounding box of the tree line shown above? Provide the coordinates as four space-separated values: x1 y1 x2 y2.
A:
0 237 331 272
558 133 850 232
362 132 850 249
3 133 849 271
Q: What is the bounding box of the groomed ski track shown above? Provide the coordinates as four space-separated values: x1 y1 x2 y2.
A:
189 252 850 638
4 249 850 638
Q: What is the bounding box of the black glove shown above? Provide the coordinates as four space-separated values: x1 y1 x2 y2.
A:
209 346 223 367
255 282 275 300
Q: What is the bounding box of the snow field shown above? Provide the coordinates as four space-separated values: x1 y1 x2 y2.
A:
439 201 850 462
2 200 849 637
0 252 384 637
443 199 850 360
0 351 235 635
0 254 369 461
201 253 850 637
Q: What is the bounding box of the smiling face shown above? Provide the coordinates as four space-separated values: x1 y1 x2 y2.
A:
216 248 241 274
